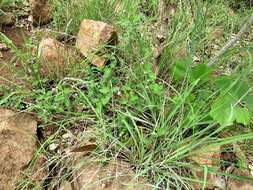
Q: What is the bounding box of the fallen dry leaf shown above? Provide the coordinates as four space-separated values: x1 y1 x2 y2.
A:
72 143 98 153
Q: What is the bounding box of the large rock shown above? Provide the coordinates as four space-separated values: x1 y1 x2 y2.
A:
29 0 51 25
0 27 29 89
0 12 15 26
38 37 78 76
190 145 223 189
227 168 253 190
61 158 150 190
76 19 117 67
0 109 37 190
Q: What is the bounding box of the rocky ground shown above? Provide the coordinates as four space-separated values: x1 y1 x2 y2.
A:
1 0 253 190
0 1 152 189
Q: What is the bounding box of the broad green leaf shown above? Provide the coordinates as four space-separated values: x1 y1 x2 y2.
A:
215 76 232 90
210 95 235 126
244 95 253 112
215 76 251 100
234 107 251 126
172 59 191 80
99 87 110 94
190 63 212 81
151 83 163 95
231 81 250 100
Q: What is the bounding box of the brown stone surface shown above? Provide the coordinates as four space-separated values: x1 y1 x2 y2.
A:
0 26 29 88
227 169 253 190
0 12 15 26
0 109 37 190
190 145 222 189
76 19 117 67
61 158 150 190
39 37 78 75
29 0 51 25
190 145 221 167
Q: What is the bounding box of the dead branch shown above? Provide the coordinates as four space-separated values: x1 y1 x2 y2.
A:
208 14 253 67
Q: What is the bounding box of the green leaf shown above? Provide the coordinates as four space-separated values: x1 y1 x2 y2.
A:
172 59 191 80
99 87 110 94
210 95 235 126
244 95 253 112
215 76 232 90
234 107 251 126
130 94 138 102
231 81 250 100
215 76 251 100
190 63 212 81
151 83 163 95
101 95 111 105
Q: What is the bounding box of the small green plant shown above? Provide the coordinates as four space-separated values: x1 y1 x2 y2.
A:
171 56 253 127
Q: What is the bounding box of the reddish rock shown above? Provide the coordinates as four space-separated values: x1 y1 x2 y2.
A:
0 12 15 26
38 37 78 75
227 169 253 190
0 109 37 190
29 0 51 25
61 158 151 190
190 145 223 189
76 19 117 67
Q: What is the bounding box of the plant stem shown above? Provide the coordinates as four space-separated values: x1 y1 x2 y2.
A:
208 14 253 67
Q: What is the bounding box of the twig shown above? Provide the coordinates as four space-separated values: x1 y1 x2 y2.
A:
0 9 6 15
208 14 253 67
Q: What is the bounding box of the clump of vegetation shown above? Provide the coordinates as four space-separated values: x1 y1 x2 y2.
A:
1 0 253 189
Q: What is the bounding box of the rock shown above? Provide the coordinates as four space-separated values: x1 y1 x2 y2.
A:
21 155 48 189
0 43 9 51
208 27 224 41
0 12 15 26
0 109 37 190
49 143 59 151
62 132 73 139
76 19 117 67
29 0 51 25
38 37 78 76
175 47 188 59
227 168 253 190
190 145 221 167
61 158 150 190
39 37 65 74
190 145 222 189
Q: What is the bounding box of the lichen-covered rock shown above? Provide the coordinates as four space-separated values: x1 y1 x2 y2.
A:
0 109 37 190
76 19 117 67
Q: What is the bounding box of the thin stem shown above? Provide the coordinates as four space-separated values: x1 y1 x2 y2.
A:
208 14 253 67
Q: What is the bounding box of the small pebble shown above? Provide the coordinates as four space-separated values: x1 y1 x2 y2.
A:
49 143 59 151
248 164 253 170
214 176 226 190
0 43 9 51
62 133 72 139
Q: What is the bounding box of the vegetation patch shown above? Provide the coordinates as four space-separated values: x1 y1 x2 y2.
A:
0 0 253 189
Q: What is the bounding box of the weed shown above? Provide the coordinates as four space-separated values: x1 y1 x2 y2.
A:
1 0 253 189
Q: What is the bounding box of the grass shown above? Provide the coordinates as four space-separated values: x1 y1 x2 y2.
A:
1 0 253 189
